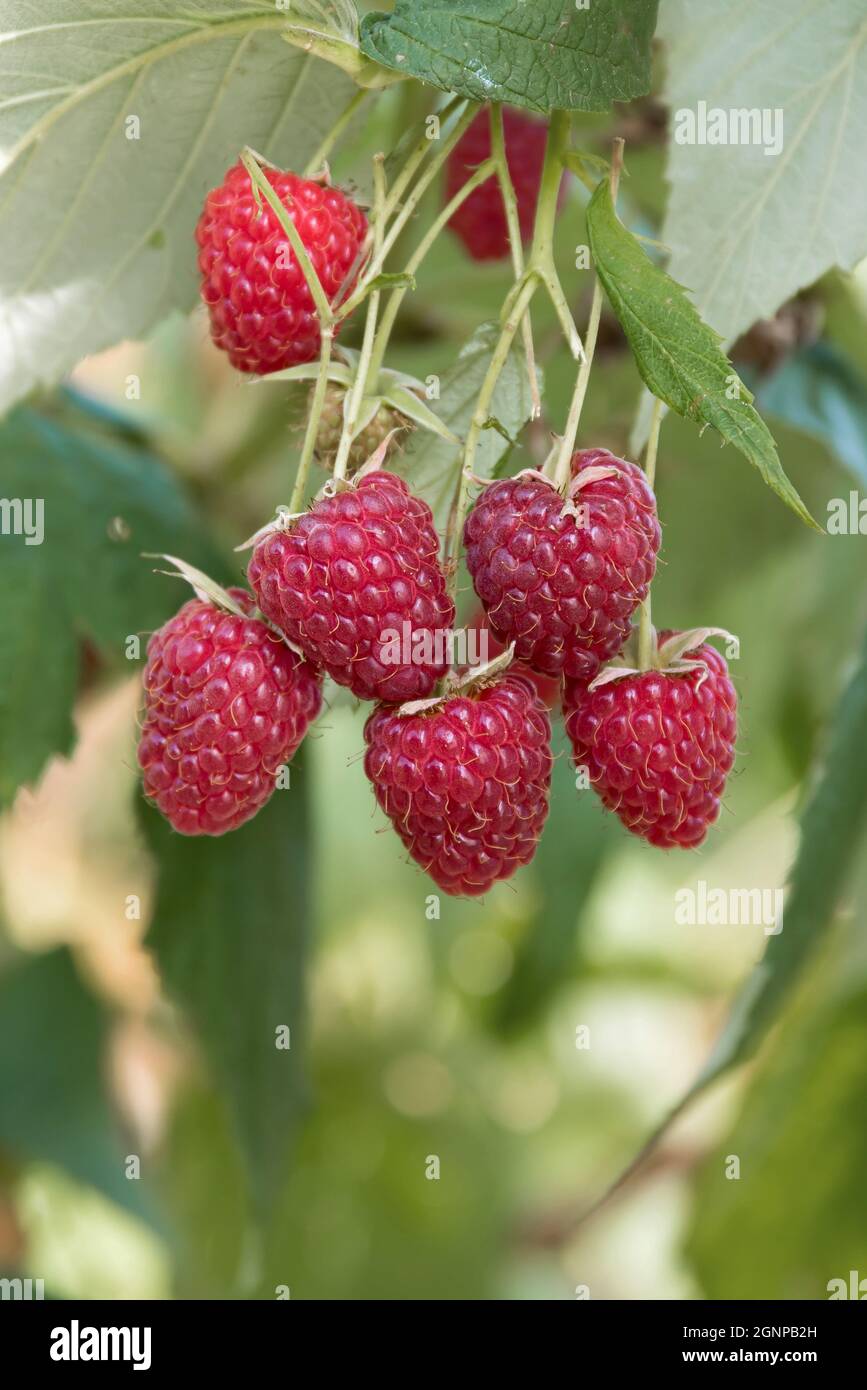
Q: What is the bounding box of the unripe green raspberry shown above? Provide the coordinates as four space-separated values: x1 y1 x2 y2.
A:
312 384 410 473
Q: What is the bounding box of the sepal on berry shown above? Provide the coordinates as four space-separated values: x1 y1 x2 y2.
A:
364 672 552 895
589 625 739 689
397 643 517 717
147 555 247 616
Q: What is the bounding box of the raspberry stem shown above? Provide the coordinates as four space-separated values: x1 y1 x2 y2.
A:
637 395 665 671
332 155 387 483
366 156 497 387
445 108 580 595
445 272 538 596
290 325 333 512
240 147 334 328
302 87 369 178
525 109 584 362
551 138 624 495
381 95 462 222
337 100 480 321
490 103 540 418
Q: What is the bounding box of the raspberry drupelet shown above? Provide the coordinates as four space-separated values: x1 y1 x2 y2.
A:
464 448 660 684
563 637 738 849
138 589 321 835
195 162 367 374
248 470 454 704
363 674 553 896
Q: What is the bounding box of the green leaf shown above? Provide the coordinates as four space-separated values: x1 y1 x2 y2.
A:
382 384 461 446
660 0 867 345
359 0 658 115
690 620 867 1094
687 983 867 1299
0 1 356 412
391 321 539 533
0 403 220 805
142 756 314 1216
586 179 817 528
0 949 148 1218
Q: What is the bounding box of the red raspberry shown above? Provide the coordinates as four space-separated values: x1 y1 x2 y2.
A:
445 108 563 261
563 638 738 849
138 589 321 835
363 675 552 896
463 449 660 682
195 162 367 374
248 471 454 703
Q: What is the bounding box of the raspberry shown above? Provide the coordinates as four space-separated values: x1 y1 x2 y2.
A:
138 589 321 835
248 470 454 703
445 108 564 261
363 675 552 895
313 384 408 474
195 162 367 374
563 637 738 849
463 449 660 682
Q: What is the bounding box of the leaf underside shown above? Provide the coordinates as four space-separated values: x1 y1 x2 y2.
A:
0 2 355 413
660 0 867 344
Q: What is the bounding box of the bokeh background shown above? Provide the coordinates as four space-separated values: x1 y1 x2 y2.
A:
2 36 867 1301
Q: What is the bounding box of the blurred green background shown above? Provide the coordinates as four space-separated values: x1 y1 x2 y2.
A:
2 72 867 1302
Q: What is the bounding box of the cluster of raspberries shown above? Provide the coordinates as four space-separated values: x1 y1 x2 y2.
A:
138 150 738 897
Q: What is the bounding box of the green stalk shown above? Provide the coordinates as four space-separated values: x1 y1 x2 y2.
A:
303 88 369 178
551 138 624 493
337 101 480 321
490 103 539 416
445 273 538 597
331 154 387 484
366 156 497 387
241 147 336 508
550 281 603 492
525 109 583 360
637 395 664 671
241 148 333 327
289 326 333 512
382 95 463 223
